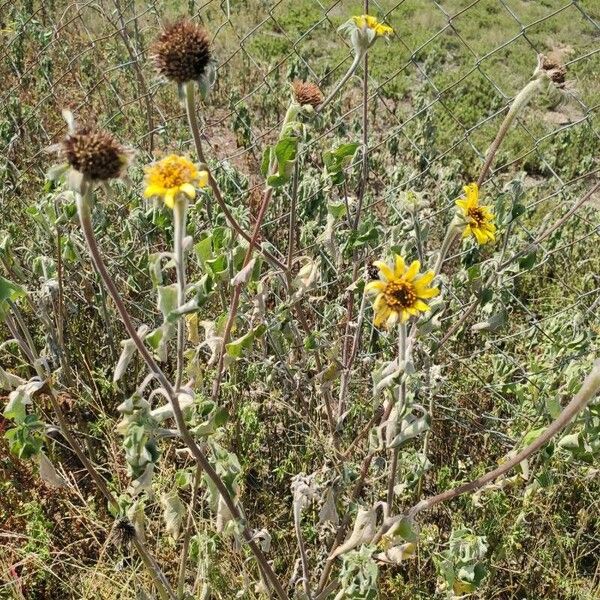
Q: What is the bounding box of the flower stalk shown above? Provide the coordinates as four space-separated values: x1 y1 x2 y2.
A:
386 322 407 515
477 64 547 186
173 198 188 391
76 191 288 600
408 359 600 519
318 50 364 114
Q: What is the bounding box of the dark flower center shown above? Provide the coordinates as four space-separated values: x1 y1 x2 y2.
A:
384 280 416 310
468 206 487 227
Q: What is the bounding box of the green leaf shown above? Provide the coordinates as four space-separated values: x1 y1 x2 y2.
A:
260 147 272 177
392 517 419 543
266 174 287 188
511 202 526 221
0 275 24 319
226 324 267 358
274 137 297 174
519 248 537 270
389 411 430 448
327 201 347 219
194 236 213 265
161 491 185 539
157 285 178 318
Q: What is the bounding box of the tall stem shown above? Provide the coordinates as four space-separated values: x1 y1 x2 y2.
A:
183 82 286 275
184 83 212 222
177 465 202 598
477 77 543 186
408 359 600 519
386 323 406 514
211 186 274 402
173 200 188 391
76 192 287 600
287 159 300 273
318 51 364 114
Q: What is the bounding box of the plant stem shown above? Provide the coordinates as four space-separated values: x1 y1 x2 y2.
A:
408 359 600 519
287 159 300 273
184 82 287 275
433 221 460 276
177 465 202 598
386 323 406 515
293 491 312 598
76 192 287 600
477 77 543 186
317 51 364 114
173 199 188 391
211 186 274 402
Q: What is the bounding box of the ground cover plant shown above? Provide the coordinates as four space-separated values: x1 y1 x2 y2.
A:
1 1 599 599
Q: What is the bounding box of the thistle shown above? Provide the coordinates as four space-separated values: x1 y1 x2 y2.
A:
62 127 127 182
539 54 567 89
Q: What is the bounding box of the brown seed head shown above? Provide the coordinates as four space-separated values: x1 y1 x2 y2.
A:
152 20 211 83
292 80 323 109
62 127 126 181
540 55 567 89
113 517 136 546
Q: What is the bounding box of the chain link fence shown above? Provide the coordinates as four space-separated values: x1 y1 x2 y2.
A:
2 1 599 445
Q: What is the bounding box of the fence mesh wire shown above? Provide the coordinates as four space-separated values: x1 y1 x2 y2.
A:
1 0 599 447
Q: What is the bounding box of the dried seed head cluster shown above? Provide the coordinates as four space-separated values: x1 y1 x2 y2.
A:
62 127 127 181
292 80 323 109
540 54 567 89
151 20 212 83
113 517 136 546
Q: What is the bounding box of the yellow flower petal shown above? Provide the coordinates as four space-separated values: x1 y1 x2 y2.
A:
465 182 479 204
180 183 196 199
373 294 386 310
144 184 164 198
414 300 430 312
365 280 386 294
373 260 395 282
374 306 391 327
394 255 406 277
405 260 421 281
164 189 176 209
473 227 487 245
414 270 435 288
417 286 440 299
197 170 209 188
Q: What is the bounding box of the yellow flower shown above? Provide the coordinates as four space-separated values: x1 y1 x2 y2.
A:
366 256 439 328
456 183 496 245
352 14 393 37
143 154 208 209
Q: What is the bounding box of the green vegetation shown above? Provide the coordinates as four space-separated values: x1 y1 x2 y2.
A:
1 1 599 599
